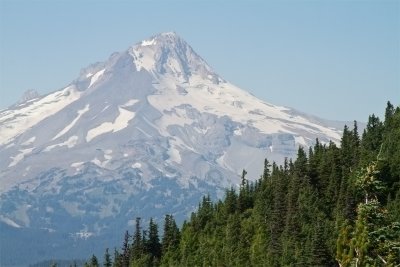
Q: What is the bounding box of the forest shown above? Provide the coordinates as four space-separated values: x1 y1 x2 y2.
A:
81 102 400 267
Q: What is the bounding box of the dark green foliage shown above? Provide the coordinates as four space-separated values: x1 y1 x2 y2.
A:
121 230 130 267
161 214 180 253
103 248 112 267
131 217 143 260
89 255 98 267
337 161 400 266
146 218 161 264
112 249 121 267
361 114 384 166
160 214 180 265
88 102 399 266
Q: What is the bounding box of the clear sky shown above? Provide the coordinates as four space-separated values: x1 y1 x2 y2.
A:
1 0 399 122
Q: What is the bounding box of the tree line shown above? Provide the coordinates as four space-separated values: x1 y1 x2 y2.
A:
83 102 399 267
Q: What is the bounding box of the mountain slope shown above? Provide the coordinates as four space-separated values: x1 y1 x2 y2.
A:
0 32 342 265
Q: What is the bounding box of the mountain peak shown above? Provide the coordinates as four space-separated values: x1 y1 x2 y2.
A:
129 32 222 84
18 89 40 104
138 31 181 47
153 31 180 40
158 31 179 37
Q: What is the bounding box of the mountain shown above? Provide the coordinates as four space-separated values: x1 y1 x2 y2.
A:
0 32 343 266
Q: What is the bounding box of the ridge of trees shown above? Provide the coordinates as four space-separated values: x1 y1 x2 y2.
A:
82 102 399 267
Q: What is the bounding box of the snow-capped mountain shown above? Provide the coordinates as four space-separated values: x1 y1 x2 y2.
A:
0 32 342 265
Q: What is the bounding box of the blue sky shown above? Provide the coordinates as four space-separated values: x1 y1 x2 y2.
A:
0 0 399 122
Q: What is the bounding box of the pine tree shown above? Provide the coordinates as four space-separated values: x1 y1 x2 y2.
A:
351 121 360 167
224 187 237 215
267 170 287 266
103 248 112 267
262 158 271 180
341 125 354 176
250 225 268 266
112 248 122 267
337 161 400 266
380 103 400 196
281 148 307 265
121 230 130 267
178 222 198 266
90 255 99 267
222 213 242 266
294 146 308 178
336 220 353 267
195 195 213 230
387 188 400 222
146 218 161 264
161 214 180 265
131 217 143 260
384 101 395 127
238 169 252 212
360 114 383 166
308 215 333 266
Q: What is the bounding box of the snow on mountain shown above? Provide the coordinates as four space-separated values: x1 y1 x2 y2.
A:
0 85 81 146
86 105 136 142
53 104 90 140
0 32 345 266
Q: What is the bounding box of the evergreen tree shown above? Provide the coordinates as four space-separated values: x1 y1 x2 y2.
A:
89 255 99 267
161 214 180 265
337 161 400 266
112 248 122 267
250 225 268 266
262 158 271 180
387 188 400 222
380 103 400 196
121 231 130 267
308 215 333 266
360 114 383 166
384 101 395 126
146 218 161 264
222 213 242 266
224 187 238 215
267 170 287 266
178 222 198 266
103 248 112 267
238 169 251 212
131 217 143 260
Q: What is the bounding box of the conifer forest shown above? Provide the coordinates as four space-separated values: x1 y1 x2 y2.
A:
77 102 400 267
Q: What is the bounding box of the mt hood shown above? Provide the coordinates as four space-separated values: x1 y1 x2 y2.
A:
0 32 342 265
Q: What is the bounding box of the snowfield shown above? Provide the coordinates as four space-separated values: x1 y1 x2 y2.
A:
0 86 81 146
86 107 135 142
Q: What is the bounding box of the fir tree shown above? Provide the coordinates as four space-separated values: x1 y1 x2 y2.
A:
103 248 112 267
112 248 122 267
146 218 161 264
89 255 99 267
161 214 180 265
121 231 130 267
131 217 143 260
337 161 400 266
